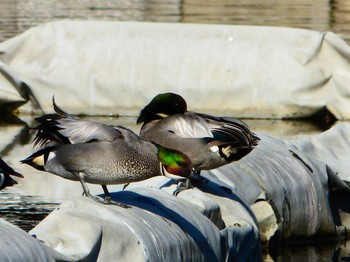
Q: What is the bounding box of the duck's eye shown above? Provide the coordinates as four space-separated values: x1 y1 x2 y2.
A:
168 130 175 134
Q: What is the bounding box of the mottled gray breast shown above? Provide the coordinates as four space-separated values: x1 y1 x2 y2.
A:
46 138 161 184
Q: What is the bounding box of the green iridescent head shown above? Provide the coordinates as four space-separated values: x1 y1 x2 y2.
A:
155 144 192 178
137 93 187 124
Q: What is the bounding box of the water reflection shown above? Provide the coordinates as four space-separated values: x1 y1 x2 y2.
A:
181 0 330 31
0 192 57 231
268 240 348 261
1 0 350 44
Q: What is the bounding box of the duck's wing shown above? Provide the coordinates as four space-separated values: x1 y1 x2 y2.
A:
156 113 213 138
55 119 122 144
194 112 259 147
34 99 123 150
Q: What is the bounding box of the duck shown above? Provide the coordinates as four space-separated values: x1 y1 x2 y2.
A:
21 98 192 204
0 157 23 190
137 93 259 193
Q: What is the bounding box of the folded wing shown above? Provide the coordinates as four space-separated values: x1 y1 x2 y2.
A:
196 113 259 147
34 98 123 150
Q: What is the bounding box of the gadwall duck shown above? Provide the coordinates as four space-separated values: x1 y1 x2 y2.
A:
137 93 259 193
21 99 192 204
0 157 23 190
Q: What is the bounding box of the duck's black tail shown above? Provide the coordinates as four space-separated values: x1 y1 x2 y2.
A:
21 146 57 171
218 143 256 162
0 157 23 190
0 157 23 178
197 113 260 148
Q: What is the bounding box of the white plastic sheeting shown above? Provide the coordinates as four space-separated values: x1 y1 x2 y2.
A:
0 21 350 118
0 218 69 262
30 188 262 262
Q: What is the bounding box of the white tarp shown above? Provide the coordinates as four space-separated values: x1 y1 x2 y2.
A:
0 20 350 118
29 188 262 261
0 218 69 262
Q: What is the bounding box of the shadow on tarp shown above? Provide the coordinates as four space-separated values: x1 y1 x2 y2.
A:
106 190 222 262
157 173 258 226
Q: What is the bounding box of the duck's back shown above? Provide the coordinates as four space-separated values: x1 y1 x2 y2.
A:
140 113 212 139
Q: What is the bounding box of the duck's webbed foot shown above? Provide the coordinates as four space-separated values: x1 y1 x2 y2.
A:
83 191 129 208
80 177 104 203
103 197 131 208
173 178 193 196
102 195 131 208
103 195 112 203
101 184 131 208
83 191 106 204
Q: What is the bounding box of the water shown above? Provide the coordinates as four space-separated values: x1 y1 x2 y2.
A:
1 0 350 44
1 0 350 260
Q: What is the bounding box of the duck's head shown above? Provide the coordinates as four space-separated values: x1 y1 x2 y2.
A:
137 93 187 124
155 144 192 179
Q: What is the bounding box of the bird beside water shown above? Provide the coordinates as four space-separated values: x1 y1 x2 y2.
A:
0 157 23 190
21 98 192 205
137 92 260 194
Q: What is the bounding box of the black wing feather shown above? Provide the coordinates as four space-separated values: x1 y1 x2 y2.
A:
196 112 259 147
